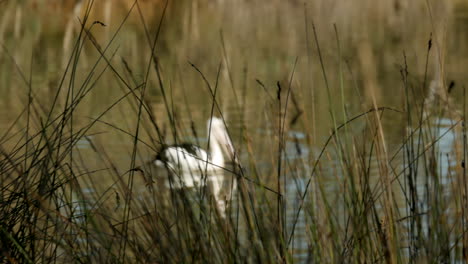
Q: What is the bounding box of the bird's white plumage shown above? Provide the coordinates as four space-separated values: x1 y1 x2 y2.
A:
155 117 236 190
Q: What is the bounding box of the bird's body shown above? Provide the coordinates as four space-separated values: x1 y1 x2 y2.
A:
154 117 236 189
154 144 218 187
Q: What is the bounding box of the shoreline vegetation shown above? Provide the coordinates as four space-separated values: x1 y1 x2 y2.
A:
1 0 468 262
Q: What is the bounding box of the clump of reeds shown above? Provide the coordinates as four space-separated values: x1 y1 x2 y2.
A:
0 0 466 263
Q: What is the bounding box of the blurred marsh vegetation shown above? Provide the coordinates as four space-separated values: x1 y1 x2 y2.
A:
2 0 468 262
1 0 467 172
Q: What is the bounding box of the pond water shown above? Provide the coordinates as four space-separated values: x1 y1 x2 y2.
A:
1 0 468 262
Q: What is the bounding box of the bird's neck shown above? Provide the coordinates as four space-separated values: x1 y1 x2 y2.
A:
210 138 224 167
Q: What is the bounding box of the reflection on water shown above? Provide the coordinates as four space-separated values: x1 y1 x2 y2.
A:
153 167 236 218
431 117 459 184
400 116 463 261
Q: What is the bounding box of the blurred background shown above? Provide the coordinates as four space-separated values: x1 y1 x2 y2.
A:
0 0 466 128
0 0 466 172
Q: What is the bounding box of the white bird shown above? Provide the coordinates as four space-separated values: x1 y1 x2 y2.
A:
154 117 237 190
